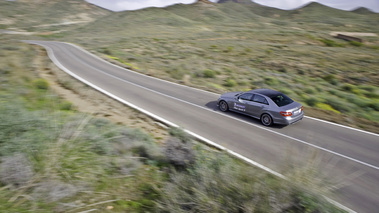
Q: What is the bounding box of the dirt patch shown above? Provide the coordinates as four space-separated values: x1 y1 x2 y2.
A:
330 32 378 37
33 46 169 142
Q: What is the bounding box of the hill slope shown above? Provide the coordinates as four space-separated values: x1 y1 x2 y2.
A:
0 0 110 32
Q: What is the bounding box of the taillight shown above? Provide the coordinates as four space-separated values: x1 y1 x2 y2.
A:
280 111 293 116
301 106 303 111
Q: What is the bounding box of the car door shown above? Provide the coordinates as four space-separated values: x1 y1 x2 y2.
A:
247 94 269 117
233 93 253 114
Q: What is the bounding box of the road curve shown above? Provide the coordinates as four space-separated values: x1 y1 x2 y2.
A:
25 41 379 213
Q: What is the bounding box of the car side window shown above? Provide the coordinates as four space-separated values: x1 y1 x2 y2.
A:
239 93 253 101
252 94 268 105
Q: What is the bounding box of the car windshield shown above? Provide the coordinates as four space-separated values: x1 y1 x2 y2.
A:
269 93 294 107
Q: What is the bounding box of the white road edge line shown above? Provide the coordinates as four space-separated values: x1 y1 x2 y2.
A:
67 41 378 137
25 41 357 213
305 116 379 137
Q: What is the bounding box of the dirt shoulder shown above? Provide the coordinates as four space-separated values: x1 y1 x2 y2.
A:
33 46 170 143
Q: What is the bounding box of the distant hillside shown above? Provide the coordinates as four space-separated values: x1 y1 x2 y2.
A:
353 7 376 14
0 0 110 30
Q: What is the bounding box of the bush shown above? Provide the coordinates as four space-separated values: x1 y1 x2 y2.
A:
315 103 340 114
203 69 216 78
0 153 34 188
167 68 185 80
223 46 234 53
264 77 279 86
341 83 361 95
322 74 339 85
33 78 49 90
324 97 353 113
168 127 191 143
369 101 379 111
59 100 73 111
0 100 51 157
305 97 320 107
164 137 194 168
115 128 163 162
33 180 78 202
349 41 363 47
224 79 237 87
319 39 345 47
346 94 372 108
304 87 316 94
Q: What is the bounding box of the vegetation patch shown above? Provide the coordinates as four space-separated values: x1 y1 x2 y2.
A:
106 55 140 70
316 103 340 114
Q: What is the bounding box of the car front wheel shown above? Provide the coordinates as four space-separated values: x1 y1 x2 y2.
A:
219 100 229 112
261 114 273 126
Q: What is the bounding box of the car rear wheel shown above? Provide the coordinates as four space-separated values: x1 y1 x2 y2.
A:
219 100 229 112
261 114 273 126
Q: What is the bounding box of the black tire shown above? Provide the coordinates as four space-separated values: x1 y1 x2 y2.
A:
261 113 273 126
219 100 229 112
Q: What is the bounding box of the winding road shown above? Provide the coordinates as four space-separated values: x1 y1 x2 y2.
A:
26 41 378 213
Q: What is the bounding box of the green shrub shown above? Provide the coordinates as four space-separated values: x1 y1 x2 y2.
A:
203 69 216 78
359 85 376 92
223 46 234 53
315 103 340 114
319 39 345 47
0 100 51 157
322 74 339 85
164 137 194 168
324 97 353 113
59 100 73 111
0 153 34 187
168 127 191 143
224 79 237 87
305 97 321 107
363 91 379 99
115 128 163 162
33 78 49 90
297 69 305 75
369 101 379 111
278 88 293 96
99 48 112 55
167 68 185 80
304 87 316 94
349 41 363 47
341 83 361 95
359 85 379 98
264 77 279 86
0 66 11 75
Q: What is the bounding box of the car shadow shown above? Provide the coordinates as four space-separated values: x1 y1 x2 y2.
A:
205 101 286 129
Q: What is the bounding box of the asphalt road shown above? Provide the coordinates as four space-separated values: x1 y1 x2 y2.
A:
26 41 379 213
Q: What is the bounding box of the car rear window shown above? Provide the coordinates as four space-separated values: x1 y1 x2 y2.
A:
252 94 268 105
270 93 294 107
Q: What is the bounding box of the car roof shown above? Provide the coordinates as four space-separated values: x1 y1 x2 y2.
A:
248 89 282 97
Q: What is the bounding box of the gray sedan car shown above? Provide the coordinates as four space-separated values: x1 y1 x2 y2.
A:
217 88 303 126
